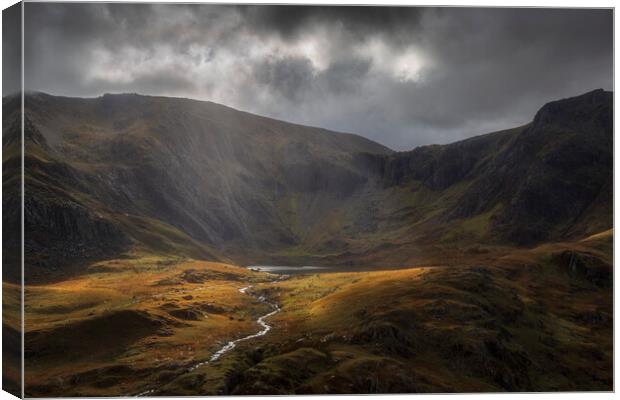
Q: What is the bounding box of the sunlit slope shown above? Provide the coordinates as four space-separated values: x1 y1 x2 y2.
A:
22 230 612 395
23 257 276 396
212 231 612 393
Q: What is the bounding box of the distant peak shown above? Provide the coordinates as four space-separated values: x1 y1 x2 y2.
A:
533 89 612 128
543 89 611 106
99 93 151 99
101 92 143 98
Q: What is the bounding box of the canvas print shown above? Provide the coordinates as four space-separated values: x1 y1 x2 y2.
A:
2 2 613 397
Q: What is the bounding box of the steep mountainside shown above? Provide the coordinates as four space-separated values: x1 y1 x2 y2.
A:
3 89 612 280
379 89 612 245
7 92 392 280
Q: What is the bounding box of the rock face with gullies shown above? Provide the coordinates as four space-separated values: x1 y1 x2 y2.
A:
24 193 129 257
489 89 612 243
4 89 613 279
379 89 612 245
380 127 515 191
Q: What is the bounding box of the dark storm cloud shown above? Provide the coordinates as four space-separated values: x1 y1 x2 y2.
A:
19 4 613 150
238 5 425 43
322 57 372 95
254 56 316 102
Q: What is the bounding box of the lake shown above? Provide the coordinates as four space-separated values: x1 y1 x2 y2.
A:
246 265 328 274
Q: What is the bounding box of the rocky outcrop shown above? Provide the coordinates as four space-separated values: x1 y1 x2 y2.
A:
24 190 129 272
552 250 612 287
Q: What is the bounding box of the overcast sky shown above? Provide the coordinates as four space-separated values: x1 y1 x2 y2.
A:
7 4 614 150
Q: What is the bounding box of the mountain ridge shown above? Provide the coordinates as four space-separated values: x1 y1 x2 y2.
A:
14 90 394 154
2 89 612 281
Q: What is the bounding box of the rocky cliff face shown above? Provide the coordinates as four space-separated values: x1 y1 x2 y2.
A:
492 90 612 243
379 89 612 245
4 89 612 279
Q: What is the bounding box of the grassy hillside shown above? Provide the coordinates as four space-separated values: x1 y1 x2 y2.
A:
167 230 613 394
23 231 612 395
24 257 276 396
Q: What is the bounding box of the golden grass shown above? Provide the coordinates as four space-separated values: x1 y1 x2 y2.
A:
23 256 275 396
22 230 613 395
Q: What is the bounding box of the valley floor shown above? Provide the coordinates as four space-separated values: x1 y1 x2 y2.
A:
17 230 613 396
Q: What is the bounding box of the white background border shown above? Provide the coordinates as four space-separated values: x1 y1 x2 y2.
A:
0 0 615 399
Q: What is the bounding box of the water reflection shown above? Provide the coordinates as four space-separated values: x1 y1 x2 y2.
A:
246 265 327 274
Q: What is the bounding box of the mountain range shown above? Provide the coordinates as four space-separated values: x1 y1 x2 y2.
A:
2 88 613 396
2 89 613 282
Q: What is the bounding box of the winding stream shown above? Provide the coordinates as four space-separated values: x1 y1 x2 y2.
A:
135 284 280 396
187 285 280 370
